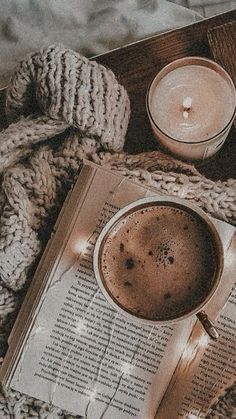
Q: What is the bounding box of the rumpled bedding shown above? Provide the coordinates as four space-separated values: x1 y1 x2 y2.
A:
0 0 202 88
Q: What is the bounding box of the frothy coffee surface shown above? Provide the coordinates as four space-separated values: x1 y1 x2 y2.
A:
100 205 217 320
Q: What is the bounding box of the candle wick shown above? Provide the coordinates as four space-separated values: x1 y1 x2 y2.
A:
182 96 192 119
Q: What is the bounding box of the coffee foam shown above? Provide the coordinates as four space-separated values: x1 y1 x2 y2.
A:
100 205 217 321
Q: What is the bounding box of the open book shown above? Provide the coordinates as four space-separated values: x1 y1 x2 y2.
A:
1 161 235 419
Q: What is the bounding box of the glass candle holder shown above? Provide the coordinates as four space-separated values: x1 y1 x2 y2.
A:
146 57 236 161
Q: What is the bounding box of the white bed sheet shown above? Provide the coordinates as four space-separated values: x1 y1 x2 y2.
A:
0 0 202 88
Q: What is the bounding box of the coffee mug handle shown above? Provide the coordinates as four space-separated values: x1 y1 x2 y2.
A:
196 311 219 340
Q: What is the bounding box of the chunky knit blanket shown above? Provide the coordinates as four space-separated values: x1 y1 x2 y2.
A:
0 44 235 418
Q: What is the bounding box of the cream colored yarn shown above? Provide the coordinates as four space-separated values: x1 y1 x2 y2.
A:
1 43 130 175
0 44 235 418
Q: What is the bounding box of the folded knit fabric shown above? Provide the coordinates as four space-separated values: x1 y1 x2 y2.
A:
0 43 130 291
0 44 235 419
1 43 130 173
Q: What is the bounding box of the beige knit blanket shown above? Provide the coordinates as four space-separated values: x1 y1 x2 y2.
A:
0 44 235 418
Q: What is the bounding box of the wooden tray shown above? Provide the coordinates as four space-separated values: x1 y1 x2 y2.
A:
96 10 236 181
0 11 235 181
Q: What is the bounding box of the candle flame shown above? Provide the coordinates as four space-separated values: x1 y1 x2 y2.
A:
183 96 192 110
182 96 193 120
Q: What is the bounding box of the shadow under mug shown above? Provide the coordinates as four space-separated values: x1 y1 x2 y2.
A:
93 196 224 340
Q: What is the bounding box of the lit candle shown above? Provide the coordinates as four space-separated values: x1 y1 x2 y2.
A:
147 57 236 161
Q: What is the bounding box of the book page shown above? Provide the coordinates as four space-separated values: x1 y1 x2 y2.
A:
180 286 236 418
7 164 194 419
156 225 236 419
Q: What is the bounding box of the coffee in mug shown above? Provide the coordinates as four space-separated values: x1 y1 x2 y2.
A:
93 197 223 333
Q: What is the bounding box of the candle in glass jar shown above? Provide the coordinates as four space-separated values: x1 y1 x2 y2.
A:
147 57 236 161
